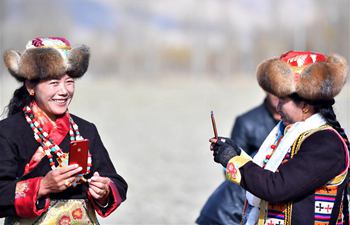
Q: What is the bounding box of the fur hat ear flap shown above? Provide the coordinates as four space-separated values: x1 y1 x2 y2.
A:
3 50 23 81
325 54 348 96
297 54 348 100
257 58 295 97
67 45 90 78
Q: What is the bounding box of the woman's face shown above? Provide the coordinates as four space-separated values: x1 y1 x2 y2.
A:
30 74 75 120
277 97 305 126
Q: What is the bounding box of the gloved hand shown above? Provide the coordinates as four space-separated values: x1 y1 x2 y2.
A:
210 137 241 167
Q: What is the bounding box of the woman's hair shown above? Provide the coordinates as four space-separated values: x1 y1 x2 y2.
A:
289 93 350 150
316 105 350 150
5 80 38 117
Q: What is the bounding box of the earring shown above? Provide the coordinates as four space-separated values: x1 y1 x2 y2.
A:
302 108 309 114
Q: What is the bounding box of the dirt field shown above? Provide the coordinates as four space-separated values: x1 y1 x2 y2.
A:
0 75 349 224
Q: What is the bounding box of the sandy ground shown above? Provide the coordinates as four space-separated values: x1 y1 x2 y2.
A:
0 75 349 224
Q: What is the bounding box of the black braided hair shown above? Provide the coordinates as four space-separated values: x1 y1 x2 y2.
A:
4 81 38 117
316 105 350 151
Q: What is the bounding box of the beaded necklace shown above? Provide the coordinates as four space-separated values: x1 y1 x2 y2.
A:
262 132 283 167
23 105 91 186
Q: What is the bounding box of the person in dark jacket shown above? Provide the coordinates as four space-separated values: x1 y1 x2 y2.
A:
210 51 349 225
196 94 279 225
0 37 127 224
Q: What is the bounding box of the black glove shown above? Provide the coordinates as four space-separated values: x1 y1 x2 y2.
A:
211 137 241 167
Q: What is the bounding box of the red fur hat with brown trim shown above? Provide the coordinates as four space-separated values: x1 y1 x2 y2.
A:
257 51 348 101
3 37 90 81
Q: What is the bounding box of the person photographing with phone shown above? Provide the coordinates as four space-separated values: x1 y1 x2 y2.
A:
209 51 349 224
197 94 279 225
0 37 127 224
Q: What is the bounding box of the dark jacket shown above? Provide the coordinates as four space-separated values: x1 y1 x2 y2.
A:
196 100 277 225
0 112 127 217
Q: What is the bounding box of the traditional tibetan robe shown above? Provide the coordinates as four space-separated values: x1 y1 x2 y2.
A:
0 104 127 224
226 123 348 225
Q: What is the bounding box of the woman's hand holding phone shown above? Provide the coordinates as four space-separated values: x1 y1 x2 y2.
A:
209 111 241 167
210 137 241 167
38 164 82 197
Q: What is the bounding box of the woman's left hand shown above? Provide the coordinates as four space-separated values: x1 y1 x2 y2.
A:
210 137 242 167
88 171 111 205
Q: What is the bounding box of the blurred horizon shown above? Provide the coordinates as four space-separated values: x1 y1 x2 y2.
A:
1 0 349 78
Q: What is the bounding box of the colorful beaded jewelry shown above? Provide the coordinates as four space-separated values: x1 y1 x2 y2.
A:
262 133 283 167
23 105 92 186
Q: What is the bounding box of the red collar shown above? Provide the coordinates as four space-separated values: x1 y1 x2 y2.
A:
31 101 70 145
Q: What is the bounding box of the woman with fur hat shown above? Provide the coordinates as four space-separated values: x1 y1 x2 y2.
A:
210 51 349 225
0 37 127 224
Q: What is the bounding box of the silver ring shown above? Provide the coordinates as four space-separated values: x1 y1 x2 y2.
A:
220 138 226 143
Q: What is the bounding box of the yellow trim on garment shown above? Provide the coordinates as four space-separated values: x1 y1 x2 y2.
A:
258 200 268 225
226 150 252 184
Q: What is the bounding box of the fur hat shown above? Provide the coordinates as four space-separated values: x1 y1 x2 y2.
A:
3 37 90 81
257 51 348 101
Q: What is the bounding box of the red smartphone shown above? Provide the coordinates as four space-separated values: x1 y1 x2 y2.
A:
69 139 89 174
211 111 218 138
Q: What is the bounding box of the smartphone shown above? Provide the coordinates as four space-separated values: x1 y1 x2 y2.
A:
69 139 89 174
211 111 218 138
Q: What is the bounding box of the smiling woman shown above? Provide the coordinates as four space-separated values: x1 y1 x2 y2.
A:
0 37 127 224
25 75 75 121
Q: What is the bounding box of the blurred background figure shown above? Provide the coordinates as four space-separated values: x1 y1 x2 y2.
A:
0 0 349 224
196 93 280 225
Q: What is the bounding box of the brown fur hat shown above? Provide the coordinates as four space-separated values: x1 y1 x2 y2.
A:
257 51 348 101
3 37 90 81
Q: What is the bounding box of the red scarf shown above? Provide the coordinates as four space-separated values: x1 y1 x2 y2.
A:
24 101 70 175
31 101 70 145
